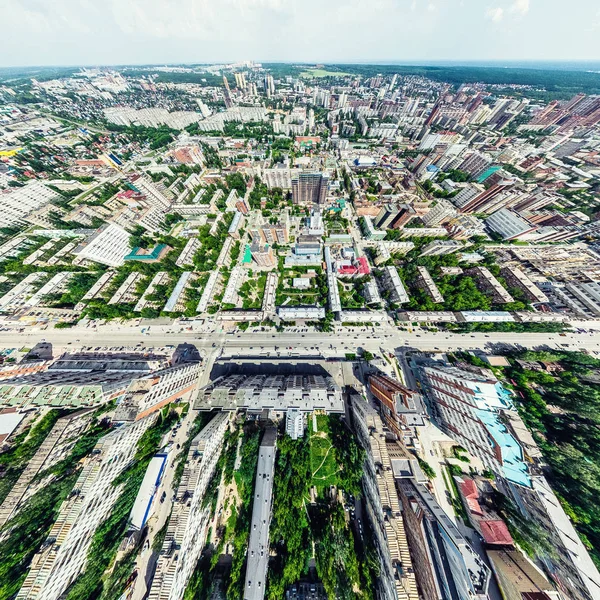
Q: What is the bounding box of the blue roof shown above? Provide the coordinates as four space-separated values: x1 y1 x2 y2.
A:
474 388 531 488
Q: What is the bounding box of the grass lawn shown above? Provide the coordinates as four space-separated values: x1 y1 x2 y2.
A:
309 414 340 491
299 69 352 79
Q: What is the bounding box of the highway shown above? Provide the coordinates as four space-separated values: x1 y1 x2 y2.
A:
1 323 599 356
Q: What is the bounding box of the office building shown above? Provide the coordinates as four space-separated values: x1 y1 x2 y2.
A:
291 172 329 205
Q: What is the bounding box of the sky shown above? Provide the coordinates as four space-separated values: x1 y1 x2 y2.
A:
2 0 600 67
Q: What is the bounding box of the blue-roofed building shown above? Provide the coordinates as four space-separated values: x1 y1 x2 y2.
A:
419 362 531 488
476 165 501 183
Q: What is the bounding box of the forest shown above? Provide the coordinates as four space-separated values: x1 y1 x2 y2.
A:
505 350 600 567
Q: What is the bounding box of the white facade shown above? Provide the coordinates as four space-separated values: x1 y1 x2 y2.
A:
75 223 131 267
0 182 61 228
18 417 157 600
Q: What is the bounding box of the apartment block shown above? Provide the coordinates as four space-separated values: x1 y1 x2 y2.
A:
500 267 549 303
148 412 230 600
291 172 329 205
18 417 157 600
418 363 530 486
379 265 409 304
467 267 514 304
75 223 131 267
416 266 444 303
350 398 419 600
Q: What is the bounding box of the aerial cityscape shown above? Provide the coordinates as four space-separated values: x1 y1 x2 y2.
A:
2 3 600 599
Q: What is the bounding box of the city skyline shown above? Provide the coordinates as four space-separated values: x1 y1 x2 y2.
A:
3 0 600 68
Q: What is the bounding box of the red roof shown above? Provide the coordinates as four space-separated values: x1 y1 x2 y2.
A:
480 520 513 546
459 478 478 498
338 257 370 276
459 478 483 516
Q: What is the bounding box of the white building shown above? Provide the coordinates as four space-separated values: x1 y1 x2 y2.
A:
18 417 157 600
148 413 230 600
74 223 131 267
0 182 61 228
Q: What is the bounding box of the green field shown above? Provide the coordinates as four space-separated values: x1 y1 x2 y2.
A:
309 414 340 491
299 69 352 79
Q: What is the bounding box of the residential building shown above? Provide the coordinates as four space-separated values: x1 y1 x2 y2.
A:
350 398 420 600
397 477 492 600
500 267 549 303
292 172 329 205
422 198 458 226
148 413 230 600
18 417 157 600
368 374 420 436
196 372 343 413
467 267 514 304
250 242 276 267
0 182 61 229
416 266 444 303
379 265 409 304
74 223 131 267
419 362 530 486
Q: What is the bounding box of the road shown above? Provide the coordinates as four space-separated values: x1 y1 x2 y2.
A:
1 323 599 356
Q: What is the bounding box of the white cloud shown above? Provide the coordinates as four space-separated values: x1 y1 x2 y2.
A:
486 6 504 21
510 0 530 15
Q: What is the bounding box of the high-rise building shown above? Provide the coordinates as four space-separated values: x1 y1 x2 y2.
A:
18 417 158 599
250 242 276 267
368 373 419 436
419 362 530 485
458 152 491 178
234 72 247 90
148 413 230 600
374 204 399 229
350 398 420 600
457 179 517 214
291 172 329 205
264 74 275 97
397 477 492 600
422 198 458 226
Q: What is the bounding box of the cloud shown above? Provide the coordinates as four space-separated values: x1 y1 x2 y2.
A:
486 6 504 21
510 0 530 15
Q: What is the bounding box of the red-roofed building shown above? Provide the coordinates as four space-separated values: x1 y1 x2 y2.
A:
337 256 370 278
459 478 484 517
480 520 514 547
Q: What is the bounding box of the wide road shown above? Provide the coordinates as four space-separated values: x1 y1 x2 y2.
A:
0 324 599 355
